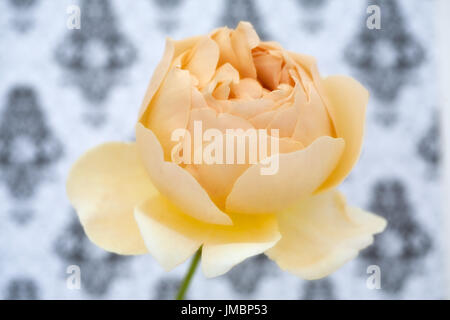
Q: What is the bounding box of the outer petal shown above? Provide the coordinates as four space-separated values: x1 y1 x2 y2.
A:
135 123 232 225
316 76 368 192
225 136 345 214
134 195 280 275
202 243 277 278
66 143 157 255
138 36 202 118
141 67 192 159
265 190 386 280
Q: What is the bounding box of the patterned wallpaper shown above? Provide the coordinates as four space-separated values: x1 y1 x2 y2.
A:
0 0 444 299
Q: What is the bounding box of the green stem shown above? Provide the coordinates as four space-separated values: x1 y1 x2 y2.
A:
175 247 202 300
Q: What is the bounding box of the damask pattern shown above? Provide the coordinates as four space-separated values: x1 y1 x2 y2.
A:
0 0 443 299
345 0 425 125
7 0 39 32
55 0 136 104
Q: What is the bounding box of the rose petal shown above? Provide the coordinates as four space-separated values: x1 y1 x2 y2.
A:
141 67 192 159
136 123 232 225
184 37 220 88
316 76 368 192
66 143 157 255
265 190 386 280
236 21 260 49
278 137 304 153
134 197 202 271
230 78 263 99
185 108 255 207
138 36 202 118
212 82 231 100
202 242 277 278
292 82 334 146
267 105 298 138
191 87 209 109
212 24 257 78
226 98 275 119
253 51 283 90
134 195 280 274
225 136 345 214
249 110 277 129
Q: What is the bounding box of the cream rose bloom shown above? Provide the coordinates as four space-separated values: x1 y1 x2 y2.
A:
67 22 386 279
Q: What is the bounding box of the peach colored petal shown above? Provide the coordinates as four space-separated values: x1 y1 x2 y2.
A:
230 78 263 99
211 63 240 84
226 98 275 119
188 108 254 133
134 195 280 274
263 83 297 110
230 23 257 78
140 67 192 160
66 143 157 255
212 28 239 69
292 83 334 146
135 123 232 225
225 136 345 214
236 21 260 49
278 137 304 153
253 51 283 90
191 87 209 109
267 105 298 138
288 51 336 126
212 82 231 100
186 162 250 209
265 190 386 280
212 23 257 78
184 37 219 88
138 36 201 119
316 76 368 192
185 108 255 207
248 110 277 129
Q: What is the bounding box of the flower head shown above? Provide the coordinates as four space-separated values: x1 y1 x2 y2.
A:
67 22 386 279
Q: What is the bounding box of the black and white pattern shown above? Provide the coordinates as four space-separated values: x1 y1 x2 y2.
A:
55 0 136 104
0 0 444 299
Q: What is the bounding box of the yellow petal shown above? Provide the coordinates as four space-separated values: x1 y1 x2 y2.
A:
184 37 220 88
225 136 345 214
316 76 368 192
141 67 192 160
202 242 277 278
66 143 157 255
134 195 280 274
135 123 232 225
265 190 386 280
134 198 202 271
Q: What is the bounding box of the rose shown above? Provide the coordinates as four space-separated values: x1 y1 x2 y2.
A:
67 22 386 280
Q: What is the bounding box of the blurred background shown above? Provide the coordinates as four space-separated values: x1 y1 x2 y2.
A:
0 0 446 299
